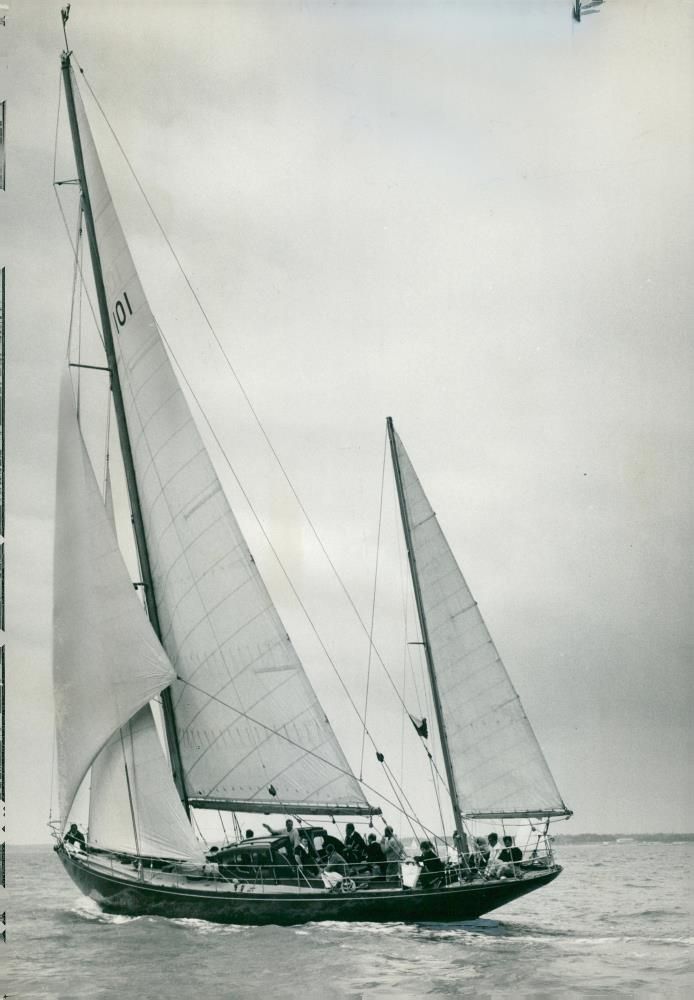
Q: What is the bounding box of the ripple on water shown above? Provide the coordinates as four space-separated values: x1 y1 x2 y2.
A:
167 916 250 934
63 897 142 925
6 844 694 999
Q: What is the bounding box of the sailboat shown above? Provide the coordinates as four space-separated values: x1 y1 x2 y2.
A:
51 32 571 925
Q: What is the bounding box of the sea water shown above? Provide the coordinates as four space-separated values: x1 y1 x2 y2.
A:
1 842 692 998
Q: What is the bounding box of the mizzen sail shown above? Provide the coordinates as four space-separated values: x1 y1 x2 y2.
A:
68 70 370 816
390 425 569 818
53 375 177 825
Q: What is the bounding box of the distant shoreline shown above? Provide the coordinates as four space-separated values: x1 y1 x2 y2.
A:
552 833 694 844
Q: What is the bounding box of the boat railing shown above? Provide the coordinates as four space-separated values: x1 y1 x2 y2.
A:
48 820 63 845
441 839 558 885
62 837 558 893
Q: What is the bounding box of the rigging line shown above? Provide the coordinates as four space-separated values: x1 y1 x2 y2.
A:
149 375 434 830
119 723 142 860
52 69 62 186
381 757 428 843
416 636 435 770
65 202 82 367
151 368 423 845
400 537 448 798
102 383 112 501
147 380 425 837
76 219 84 417
399 654 406 800
218 809 233 846
267 784 293 825
393 483 425 718
53 185 104 348
428 752 448 851
421 729 456 810
53 69 104 349
74 76 464 840
395 519 449 800
72 64 444 821
379 760 421 845
406 626 425 718
231 813 242 844
359 429 387 780
191 810 208 846
177 676 441 844
74 60 428 738
157 327 383 758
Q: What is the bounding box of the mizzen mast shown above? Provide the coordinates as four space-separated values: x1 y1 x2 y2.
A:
386 417 467 853
59 40 189 812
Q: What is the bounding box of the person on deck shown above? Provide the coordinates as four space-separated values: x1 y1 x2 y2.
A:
320 844 349 890
452 830 466 858
446 830 465 864
324 843 348 875
479 832 501 878
202 849 220 877
473 836 491 871
381 826 406 878
263 819 300 852
295 836 319 876
64 823 86 849
343 822 367 863
487 832 501 864
365 833 387 877
498 835 522 868
414 841 446 889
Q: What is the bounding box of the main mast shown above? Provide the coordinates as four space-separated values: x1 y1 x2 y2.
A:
60 48 189 813
386 417 467 855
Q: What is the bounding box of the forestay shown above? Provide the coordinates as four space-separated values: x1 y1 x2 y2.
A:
53 376 177 825
89 706 204 861
69 71 371 816
391 428 569 818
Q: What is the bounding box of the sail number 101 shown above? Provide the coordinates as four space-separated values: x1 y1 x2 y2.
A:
112 291 133 331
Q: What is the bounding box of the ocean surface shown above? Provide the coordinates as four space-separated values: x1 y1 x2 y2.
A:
2 842 692 998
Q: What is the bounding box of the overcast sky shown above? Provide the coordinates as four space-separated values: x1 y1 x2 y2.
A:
2 0 692 843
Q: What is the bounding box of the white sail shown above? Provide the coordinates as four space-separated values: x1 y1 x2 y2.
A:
53 375 177 825
392 427 569 818
89 706 204 861
70 70 370 816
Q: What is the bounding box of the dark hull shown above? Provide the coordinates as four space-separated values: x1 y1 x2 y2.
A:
57 847 561 926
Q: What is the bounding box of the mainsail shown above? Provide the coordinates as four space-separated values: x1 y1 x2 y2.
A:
68 69 370 816
390 424 569 819
53 376 178 825
89 706 204 861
